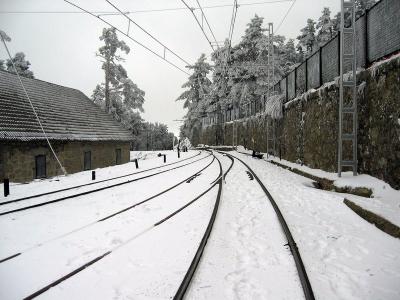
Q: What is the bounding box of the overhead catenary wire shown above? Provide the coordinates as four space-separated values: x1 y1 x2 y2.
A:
195 0 220 48
181 0 215 51
63 0 190 75
275 0 297 33
105 0 190 65
0 1 295 15
0 35 67 176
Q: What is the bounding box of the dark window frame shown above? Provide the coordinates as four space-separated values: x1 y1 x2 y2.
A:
115 148 122 165
35 154 46 179
84 151 91 171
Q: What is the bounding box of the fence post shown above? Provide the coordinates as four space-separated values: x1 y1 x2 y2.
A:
91 171 95 181
365 9 369 66
337 31 341 77
4 179 9 197
285 76 288 103
178 148 180 158
305 58 308 91
134 158 139 169
319 48 323 87
163 154 166 163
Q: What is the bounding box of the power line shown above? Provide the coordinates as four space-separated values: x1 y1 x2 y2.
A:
0 1 294 14
275 0 297 33
105 0 190 66
228 0 239 44
195 0 219 48
181 0 215 51
63 0 190 75
0 34 67 176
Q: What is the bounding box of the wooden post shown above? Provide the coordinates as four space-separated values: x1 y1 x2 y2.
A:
4 179 9 197
91 171 95 181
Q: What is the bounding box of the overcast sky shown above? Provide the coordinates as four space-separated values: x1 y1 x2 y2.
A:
0 0 340 136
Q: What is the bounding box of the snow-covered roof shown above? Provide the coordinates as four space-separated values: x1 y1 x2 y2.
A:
0 70 134 142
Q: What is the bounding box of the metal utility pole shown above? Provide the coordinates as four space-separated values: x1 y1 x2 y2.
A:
338 0 357 177
266 22 274 157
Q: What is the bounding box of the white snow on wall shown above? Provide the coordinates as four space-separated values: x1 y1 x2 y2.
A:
265 94 284 119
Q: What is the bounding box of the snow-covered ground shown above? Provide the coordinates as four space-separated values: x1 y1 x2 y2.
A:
226 151 400 300
0 149 399 300
236 146 400 227
187 152 304 299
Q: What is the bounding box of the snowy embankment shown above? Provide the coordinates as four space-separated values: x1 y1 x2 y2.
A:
237 146 400 228
230 151 400 300
0 150 223 299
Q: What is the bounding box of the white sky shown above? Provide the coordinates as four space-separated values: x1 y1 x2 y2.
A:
0 0 340 136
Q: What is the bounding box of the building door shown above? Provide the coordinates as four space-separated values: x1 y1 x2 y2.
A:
84 151 91 170
35 155 46 178
115 149 121 165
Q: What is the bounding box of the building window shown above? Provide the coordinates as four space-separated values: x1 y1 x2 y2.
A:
84 151 91 171
35 155 46 178
115 148 121 165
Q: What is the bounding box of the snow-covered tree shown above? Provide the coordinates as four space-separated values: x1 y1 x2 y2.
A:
355 0 378 18
0 31 34 78
176 53 212 133
6 52 34 78
316 8 333 46
297 19 317 54
94 27 144 114
92 27 145 135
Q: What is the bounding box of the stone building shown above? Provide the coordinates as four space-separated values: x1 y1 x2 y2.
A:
0 70 134 182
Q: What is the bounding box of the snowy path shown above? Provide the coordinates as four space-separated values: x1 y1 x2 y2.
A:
228 152 400 300
186 152 304 299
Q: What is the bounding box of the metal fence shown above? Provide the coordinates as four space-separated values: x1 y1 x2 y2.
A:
204 0 400 127
275 0 400 103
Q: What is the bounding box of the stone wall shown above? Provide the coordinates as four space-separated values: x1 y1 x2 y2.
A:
196 55 400 189
0 140 130 182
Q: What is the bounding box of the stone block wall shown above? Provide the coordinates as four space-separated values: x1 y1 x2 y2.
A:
0 140 130 182
196 55 400 189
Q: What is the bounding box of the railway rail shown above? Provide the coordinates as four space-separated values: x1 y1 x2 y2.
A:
0 155 216 264
0 151 202 206
222 152 315 300
3 152 227 300
0 152 210 216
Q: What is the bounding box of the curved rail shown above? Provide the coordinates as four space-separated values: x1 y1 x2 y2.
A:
21 153 224 300
173 151 235 299
0 152 211 217
224 152 315 300
0 156 217 264
0 151 202 206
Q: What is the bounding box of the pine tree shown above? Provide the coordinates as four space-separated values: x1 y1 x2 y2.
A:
94 27 144 114
92 27 145 133
316 8 333 46
281 39 299 73
176 54 212 139
6 52 35 78
297 19 317 54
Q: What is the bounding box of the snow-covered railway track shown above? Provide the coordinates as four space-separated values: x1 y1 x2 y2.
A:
0 155 216 264
0 151 209 217
224 152 315 300
0 151 201 206
173 152 234 299
0 152 229 299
